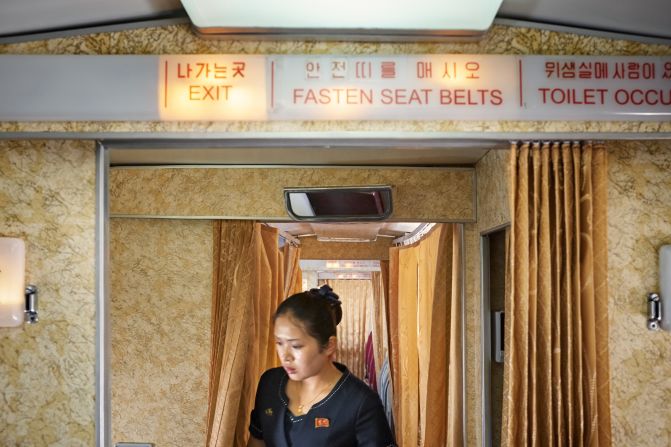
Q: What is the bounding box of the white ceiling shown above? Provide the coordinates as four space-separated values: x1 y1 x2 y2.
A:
0 0 184 37
0 0 669 41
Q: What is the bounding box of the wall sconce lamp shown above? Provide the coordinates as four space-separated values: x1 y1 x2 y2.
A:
647 245 670 331
0 237 38 327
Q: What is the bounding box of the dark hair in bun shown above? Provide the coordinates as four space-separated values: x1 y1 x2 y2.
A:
274 284 342 347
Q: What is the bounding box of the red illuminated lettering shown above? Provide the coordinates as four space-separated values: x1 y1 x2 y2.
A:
614 89 671 106
380 89 432 105
439 89 503 106
177 63 192 78
189 85 232 101
292 88 374 105
538 88 608 105
380 61 396 79
663 62 671 79
232 62 245 78
417 62 433 79
465 61 480 79
355 62 372 79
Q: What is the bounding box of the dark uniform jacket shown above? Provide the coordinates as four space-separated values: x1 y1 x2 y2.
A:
249 363 396 447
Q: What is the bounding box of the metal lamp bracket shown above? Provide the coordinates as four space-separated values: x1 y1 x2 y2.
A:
647 292 662 331
25 284 38 324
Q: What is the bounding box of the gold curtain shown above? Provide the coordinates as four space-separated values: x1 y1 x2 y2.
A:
387 248 402 440
326 279 373 380
207 222 288 447
503 141 611 446
379 260 391 361
370 271 389 380
261 226 284 373
388 224 464 447
283 243 303 297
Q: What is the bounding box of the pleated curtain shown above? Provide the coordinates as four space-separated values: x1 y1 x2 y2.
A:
370 270 390 383
326 279 374 380
503 141 611 447
388 223 464 447
283 243 303 298
207 222 299 447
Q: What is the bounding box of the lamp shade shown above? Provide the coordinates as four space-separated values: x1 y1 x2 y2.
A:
180 0 504 39
0 237 26 327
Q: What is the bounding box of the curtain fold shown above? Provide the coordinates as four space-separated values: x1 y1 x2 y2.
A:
283 243 303 298
387 247 402 442
207 222 293 447
261 226 283 373
370 271 388 382
502 141 611 447
207 221 260 447
326 279 373 380
387 223 464 447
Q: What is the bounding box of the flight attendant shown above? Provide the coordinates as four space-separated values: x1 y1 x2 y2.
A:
248 285 396 447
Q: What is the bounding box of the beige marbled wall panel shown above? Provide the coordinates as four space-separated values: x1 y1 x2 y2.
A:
607 141 671 446
0 140 96 446
464 148 511 447
474 149 511 230
463 224 481 447
299 235 393 260
1 23 670 135
110 218 212 447
109 167 475 221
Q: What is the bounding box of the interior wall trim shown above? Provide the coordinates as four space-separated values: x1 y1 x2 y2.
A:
480 233 492 447
95 142 111 447
110 164 475 170
479 222 510 447
0 132 670 142
108 214 475 223
459 223 467 447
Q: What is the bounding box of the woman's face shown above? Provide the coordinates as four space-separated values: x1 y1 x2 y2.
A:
274 314 333 381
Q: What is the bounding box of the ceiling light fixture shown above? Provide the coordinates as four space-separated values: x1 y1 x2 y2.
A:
180 0 504 40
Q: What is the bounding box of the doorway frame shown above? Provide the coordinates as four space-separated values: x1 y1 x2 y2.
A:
96 139 477 447
480 223 509 447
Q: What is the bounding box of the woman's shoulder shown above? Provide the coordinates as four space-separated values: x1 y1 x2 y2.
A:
259 366 287 384
255 366 287 402
337 366 380 401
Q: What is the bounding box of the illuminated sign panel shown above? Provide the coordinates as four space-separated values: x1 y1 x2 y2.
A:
0 54 668 122
159 55 268 120
271 55 671 120
271 55 520 120
522 57 671 120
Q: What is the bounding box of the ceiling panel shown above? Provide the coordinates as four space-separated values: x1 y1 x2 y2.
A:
498 0 671 40
0 0 183 36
